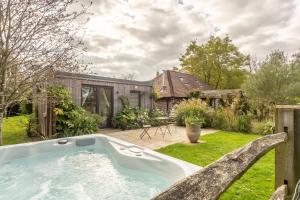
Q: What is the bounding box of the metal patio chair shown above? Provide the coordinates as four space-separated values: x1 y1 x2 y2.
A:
166 108 177 134
139 120 152 139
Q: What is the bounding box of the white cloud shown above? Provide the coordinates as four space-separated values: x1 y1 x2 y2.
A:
80 0 300 80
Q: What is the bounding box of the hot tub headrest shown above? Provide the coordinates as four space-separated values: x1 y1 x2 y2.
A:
75 137 96 147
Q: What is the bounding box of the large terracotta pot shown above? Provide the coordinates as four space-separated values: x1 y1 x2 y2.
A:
186 124 201 143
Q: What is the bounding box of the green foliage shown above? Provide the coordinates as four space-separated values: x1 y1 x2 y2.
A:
242 50 300 120
234 114 252 133
27 114 38 137
55 108 101 137
231 93 251 115
252 121 275 135
112 106 166 130
148 109 164 126
188 90 201 99
151 89 160 101
180 36 248 89
185 116 205 126
19 101 32 115
211 108 230 130
157 132 275 200
112 106 150 130
175 97 252 132
47 85 102 137
212 107 252 133
174 99 213 127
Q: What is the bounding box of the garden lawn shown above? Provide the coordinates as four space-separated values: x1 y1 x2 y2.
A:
157 131 274 200
2 115 35 145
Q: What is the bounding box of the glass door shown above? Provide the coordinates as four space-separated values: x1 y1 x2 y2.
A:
97 87 113 127
81 85 113 127
81 85 97 113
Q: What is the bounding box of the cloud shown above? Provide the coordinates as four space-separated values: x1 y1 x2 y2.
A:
80 0 300 80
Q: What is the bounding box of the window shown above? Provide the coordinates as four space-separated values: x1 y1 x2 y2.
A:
81 85 97 113
81 85 113 127
129 91 141 108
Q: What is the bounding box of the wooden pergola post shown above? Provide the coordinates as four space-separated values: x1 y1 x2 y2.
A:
275 105 300 198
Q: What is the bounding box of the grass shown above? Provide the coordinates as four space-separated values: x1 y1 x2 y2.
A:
157 131 275 200
2 115 36 145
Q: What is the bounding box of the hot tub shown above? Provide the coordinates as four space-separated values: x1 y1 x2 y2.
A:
0 134 200 200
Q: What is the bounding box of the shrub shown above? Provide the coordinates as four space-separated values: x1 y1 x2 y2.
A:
211 108 230 130
27 114 38 137
188 90 201 99
231 93 251 115
112 106 166 130
55 107 101 137
48 85 102 137
148 109 164 126
252 120 275 135
174 99 213 127
212 108 252 133
19 101 32 115
234 114 252 133
185 116 205 126
112 106 150 130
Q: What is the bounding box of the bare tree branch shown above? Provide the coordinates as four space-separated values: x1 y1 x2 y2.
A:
0 0 91 144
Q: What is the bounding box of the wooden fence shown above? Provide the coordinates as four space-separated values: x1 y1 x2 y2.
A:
152 105 300 200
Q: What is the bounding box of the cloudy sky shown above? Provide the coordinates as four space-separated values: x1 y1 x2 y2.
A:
82 0 300 80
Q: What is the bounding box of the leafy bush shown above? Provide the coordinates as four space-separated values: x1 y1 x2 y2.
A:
231 93 251 115
27 114 38 137
174 99 213 127
19 101 32 115
252 120 275 135
188 90 201 99
211 108 231 130
55 108 101 137
112 106 166 130
112 106 150 130
48 85 102 137
185 116 205 126
234 114 252 133
148 109 164 126
212 108 252 133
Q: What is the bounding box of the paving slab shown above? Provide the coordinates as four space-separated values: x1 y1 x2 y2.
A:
98 126 219 150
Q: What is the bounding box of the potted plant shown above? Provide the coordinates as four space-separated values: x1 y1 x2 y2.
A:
185 116 204 143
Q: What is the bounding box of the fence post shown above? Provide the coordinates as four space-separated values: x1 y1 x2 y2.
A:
275 105 300 198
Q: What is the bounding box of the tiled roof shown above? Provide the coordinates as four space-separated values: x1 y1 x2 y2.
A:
153 70 213 98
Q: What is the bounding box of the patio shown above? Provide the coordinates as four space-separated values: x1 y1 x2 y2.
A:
99 126 218 149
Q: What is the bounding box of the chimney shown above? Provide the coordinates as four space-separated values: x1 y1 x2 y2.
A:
161 70 167 92
156 70 160 77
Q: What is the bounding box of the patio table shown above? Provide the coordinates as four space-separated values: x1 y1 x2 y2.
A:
154 117 173 138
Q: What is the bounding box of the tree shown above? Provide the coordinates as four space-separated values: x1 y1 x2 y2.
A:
121 73 136 80
0 0 90 145
242 50 300 119
180 36 248 89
